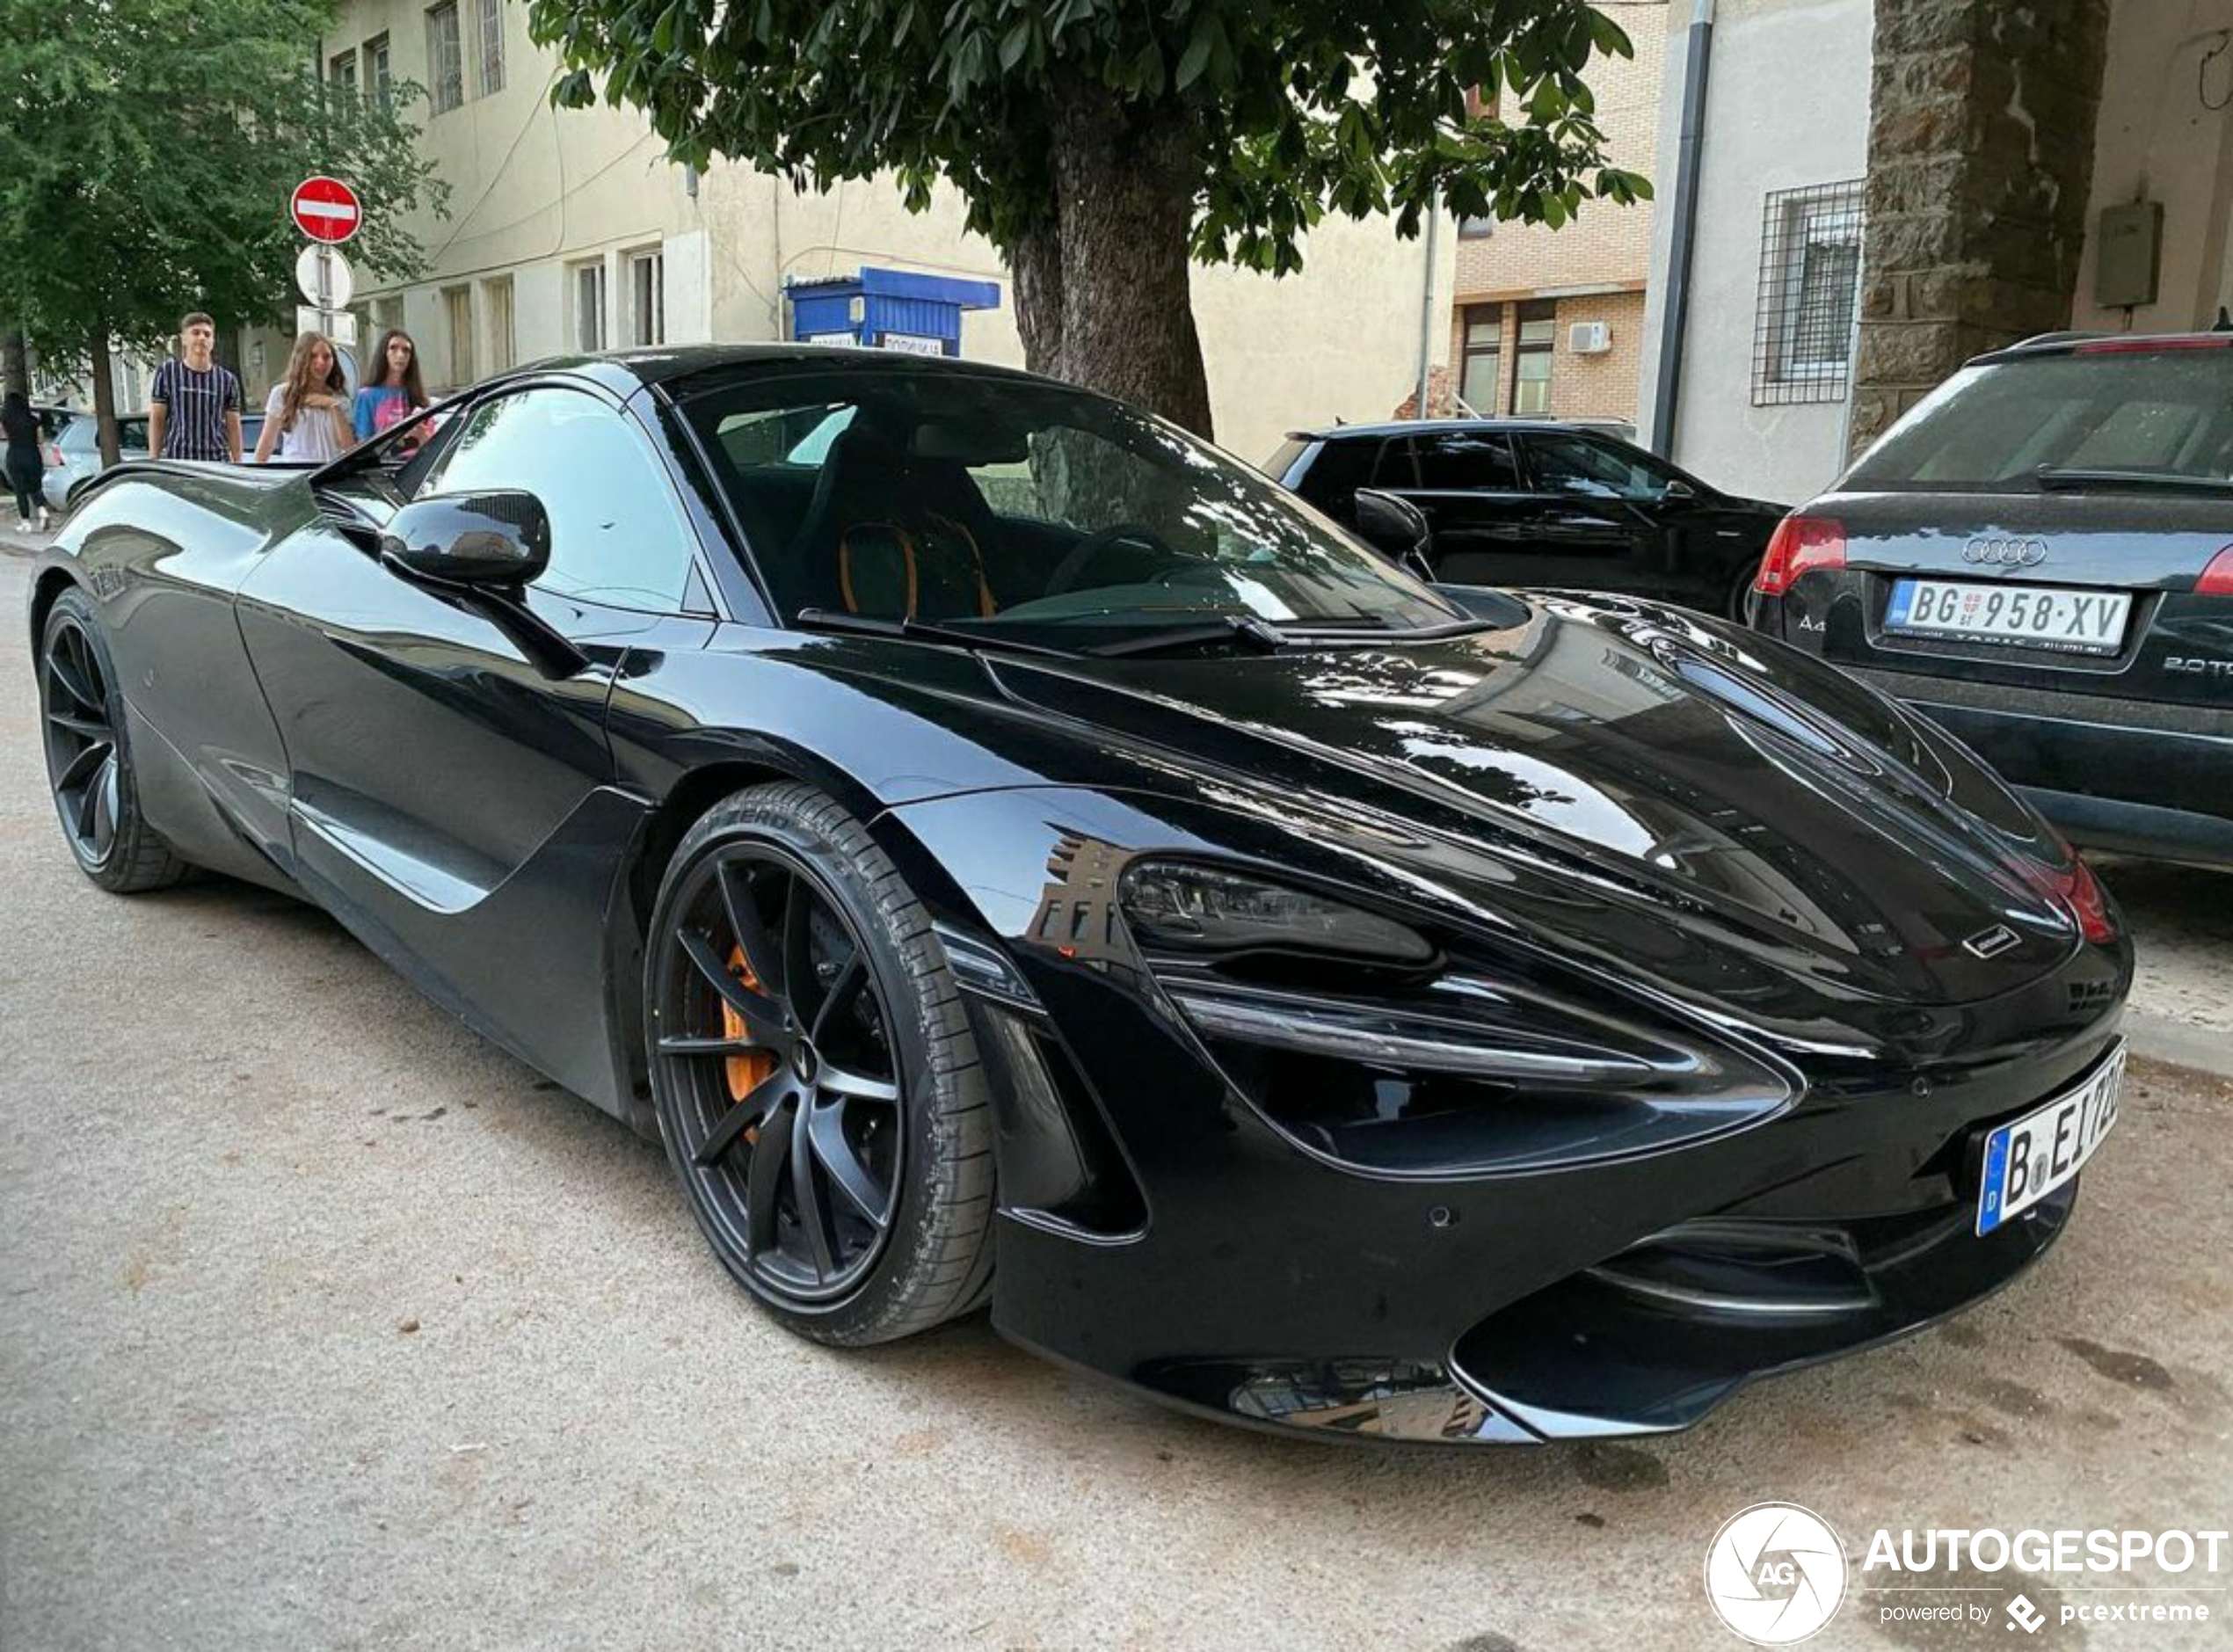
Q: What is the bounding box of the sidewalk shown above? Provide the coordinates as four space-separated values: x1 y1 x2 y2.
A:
0 519 55 558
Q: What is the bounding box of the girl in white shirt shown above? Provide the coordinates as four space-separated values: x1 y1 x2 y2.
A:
253 331 353 464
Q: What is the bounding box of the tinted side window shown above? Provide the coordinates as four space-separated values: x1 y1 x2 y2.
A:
1289 438 1381 511
1413 431 1520 491
1523 434 1670 500
422 389 698 612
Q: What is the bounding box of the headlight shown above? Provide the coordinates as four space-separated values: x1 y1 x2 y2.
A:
1117 862 1435 964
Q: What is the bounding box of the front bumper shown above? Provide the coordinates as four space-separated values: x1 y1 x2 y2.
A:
979 980 2122 1445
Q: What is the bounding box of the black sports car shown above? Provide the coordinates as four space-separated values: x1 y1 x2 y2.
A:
30 346 2131 1445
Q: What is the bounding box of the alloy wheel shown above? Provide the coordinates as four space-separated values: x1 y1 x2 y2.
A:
41 615 122 869
655 846 906 1305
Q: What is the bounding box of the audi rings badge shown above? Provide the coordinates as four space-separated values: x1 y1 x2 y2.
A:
1962 535 2049 568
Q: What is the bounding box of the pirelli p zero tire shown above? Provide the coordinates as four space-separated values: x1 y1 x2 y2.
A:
644 781 996 1345
38 588 189 893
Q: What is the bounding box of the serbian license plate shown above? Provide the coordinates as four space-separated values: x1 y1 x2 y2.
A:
1975 1045 2127 1236
1887 579 2131 653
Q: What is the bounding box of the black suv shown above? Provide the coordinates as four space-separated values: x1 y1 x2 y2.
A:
1267 418 1787 619
1750 331 2233 870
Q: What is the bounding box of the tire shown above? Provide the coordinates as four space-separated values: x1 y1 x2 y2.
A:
38 588 190 893
644 781 995 1345
1727 563 1762 624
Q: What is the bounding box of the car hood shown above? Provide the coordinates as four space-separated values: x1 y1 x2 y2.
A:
983 600 2080 1007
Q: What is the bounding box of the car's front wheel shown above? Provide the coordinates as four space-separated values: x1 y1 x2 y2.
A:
644 782 995 1344
38 589 188 892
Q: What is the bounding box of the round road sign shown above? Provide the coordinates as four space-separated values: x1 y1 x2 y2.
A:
290 176 362 245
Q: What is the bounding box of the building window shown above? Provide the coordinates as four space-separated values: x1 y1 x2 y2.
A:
628 248 666 346
364 34 392 104
484 277 514 372
426 3 463 113
444 286 475 388
476 0 505 95
573 260 607 352
373 295 405 338
1753 178 1865 405
328 50 358 95
1511 300 1556 416
1458 307 1502 413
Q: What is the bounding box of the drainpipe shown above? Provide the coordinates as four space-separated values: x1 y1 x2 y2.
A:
1646 0 1715 456
1415 197 1442 418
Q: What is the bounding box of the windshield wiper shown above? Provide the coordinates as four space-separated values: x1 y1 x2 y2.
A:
1081 615 1292 658
2033 466 2233 495
792 608 1067 658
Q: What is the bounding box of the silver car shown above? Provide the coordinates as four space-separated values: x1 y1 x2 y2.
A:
45 411 267 512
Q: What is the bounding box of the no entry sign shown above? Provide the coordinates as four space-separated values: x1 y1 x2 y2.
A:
290 176 362 244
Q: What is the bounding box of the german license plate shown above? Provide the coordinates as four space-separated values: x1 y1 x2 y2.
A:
1975 1044 2126 1236
1888 579 2130 653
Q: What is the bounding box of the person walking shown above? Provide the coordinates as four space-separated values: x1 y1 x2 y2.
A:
147 312 244 463
353 329 429 444
252 332 353 464
2 391 47 530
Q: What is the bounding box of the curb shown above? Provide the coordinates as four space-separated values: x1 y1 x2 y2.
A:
2124 1010 2232 1082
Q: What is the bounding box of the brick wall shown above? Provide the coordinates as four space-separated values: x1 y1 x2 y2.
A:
1451 21 1666 302
1444 290 1647 421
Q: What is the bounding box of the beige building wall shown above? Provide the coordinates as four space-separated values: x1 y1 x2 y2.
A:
286 0 1453 466
1443 19 1664 424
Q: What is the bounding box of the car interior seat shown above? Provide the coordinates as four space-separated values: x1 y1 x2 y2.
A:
787 418 996 622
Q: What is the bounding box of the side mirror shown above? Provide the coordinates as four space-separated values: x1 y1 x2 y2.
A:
1662 478 1698 503
1351 487 1432 569
381 491 550 588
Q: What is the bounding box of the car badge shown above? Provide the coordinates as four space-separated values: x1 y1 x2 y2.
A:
1962 535 2048 568
1962 924 2022 959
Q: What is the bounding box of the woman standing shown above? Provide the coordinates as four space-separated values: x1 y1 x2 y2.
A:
353 329 429 443
2 392 47 530
252 332 353 464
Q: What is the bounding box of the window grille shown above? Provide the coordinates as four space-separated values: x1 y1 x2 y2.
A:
1753 179 1865 405
426 3 463 113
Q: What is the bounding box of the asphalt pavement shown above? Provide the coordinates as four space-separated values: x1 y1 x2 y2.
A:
3 541 2229 1651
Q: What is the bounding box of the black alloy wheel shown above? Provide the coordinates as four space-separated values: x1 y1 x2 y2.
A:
39 589 186 892
647 782 993 1344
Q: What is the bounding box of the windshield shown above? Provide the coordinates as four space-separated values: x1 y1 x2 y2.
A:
676 367 1466 644
1847 346 2233 491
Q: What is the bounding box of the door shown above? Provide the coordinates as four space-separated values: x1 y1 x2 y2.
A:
236 383 715 1104
1382 429 1537 583
1506 431 1701 602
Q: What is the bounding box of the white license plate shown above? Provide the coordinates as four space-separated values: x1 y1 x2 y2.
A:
1888 579 2131 653
1975 1045 2126 1236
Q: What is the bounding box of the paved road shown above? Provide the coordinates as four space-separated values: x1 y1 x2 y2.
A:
4 547 2229 1650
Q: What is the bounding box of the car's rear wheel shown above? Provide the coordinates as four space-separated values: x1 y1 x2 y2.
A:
645 782 994 1344
38 589 188 892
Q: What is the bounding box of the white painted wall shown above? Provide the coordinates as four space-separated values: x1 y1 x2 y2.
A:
1638 0 1875 506
2073 0 2233 332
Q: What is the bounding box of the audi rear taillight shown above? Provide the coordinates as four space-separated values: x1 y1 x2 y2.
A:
2199 545 2233 596
1753 515 1847 597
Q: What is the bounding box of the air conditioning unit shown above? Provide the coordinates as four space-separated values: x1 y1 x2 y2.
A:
1567 321 1611 355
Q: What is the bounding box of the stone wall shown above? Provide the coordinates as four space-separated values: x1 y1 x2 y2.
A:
1849 0 2112 452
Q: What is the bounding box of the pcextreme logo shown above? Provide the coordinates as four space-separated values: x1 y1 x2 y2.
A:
1704 1503 1850 1646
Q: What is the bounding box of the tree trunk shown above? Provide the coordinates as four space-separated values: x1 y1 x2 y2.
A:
1010 221 1066 387
90 332 119 469
2 331 27 401
1042 84 1213 440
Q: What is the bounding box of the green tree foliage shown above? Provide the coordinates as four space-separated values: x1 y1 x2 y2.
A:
529 0 1648 437
0 0 447 457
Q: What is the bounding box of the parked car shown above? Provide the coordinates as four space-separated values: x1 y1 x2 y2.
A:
33 346 2129 1445
1266 418 1787 618
1749 330 2233 870
47 411 267 512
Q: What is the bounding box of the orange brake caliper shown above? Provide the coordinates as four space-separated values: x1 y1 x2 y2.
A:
722 945 781 1139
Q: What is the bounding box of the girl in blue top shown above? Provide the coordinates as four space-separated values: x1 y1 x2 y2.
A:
353 330 429 442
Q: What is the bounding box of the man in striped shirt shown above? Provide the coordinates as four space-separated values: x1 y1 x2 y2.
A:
148 313 244 462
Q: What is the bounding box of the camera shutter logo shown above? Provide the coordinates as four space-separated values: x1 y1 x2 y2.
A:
1704 1503 1849 1645
1963 535 2048 567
